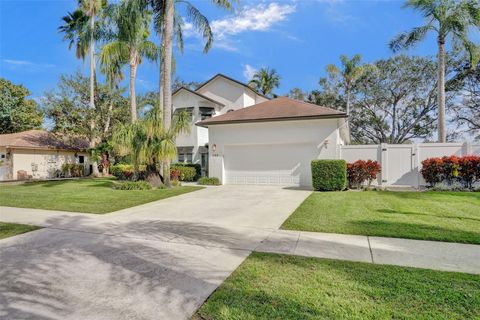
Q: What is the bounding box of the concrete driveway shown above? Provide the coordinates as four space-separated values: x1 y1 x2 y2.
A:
0 185 311 320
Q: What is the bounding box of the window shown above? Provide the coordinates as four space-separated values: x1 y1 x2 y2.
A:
178 153 185 162
0 154 5 159
199 107 214 120
186 153 193 163
174 107 193 121
78 155 85 164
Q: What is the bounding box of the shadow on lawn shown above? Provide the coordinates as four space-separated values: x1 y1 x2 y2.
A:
0 216 253 320
377 208 480 222
348 219 480 244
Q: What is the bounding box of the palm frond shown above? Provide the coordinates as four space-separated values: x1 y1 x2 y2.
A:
184 1 214 53
389 25 432 52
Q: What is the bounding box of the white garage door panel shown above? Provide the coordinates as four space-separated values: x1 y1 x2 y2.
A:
224 143 318 186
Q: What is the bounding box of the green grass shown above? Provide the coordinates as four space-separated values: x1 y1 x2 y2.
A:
282 191 480 244
196 252 480 320
0 222 40 239
0 178 203 214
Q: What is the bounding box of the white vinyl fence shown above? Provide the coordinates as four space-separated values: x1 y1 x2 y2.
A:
339 142 480 188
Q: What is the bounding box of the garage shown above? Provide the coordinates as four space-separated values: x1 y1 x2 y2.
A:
224 143 319 186
197 97 349 187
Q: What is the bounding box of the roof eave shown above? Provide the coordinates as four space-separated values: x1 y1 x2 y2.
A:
195 74 271 100
173 86 225 107
196 114 348 128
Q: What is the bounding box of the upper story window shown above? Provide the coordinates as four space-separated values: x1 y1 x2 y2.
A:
174 107 194 122
199 107 214 120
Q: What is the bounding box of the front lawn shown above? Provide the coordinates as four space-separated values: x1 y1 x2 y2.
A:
0 222 40 239
196 252 480 320
282 191 480 244
0 178 203 214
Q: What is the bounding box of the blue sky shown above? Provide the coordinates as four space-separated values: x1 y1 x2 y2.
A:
1 0 440 100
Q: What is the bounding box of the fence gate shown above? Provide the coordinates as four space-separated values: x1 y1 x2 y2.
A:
383 144 417 187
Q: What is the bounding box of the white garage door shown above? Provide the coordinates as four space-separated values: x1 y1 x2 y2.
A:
224 143 318 187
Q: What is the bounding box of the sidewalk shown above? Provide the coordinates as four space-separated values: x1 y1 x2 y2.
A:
256 230 480 275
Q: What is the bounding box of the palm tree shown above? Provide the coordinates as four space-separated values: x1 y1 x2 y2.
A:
390 0 480 143
248 68 281 97
100 0 158 123
60 0 106 176
110 108 190 182
325 54 368 116
150 0 233 187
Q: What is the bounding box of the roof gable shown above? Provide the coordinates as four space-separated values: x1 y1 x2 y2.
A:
197 97 346 126
195 74 269 100
172 87 225 106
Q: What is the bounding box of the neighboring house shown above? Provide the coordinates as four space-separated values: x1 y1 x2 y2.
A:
0 130 89 181
172 74 269 174
197 97 350 187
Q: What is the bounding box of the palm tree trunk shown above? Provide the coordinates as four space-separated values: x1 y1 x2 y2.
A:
104 102 113 134
89 13 99 176
346 89 351 116
130 62 138 123
162 0 174 187
159 36 165 111
437 35 446 143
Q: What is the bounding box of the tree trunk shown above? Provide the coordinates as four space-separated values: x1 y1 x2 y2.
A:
130 61 138 123
437 35 446 143
159 35 165 111
89 13 99 176
104 102 113 135
162 0 174 187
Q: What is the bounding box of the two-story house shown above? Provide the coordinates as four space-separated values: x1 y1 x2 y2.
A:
172 74 269 174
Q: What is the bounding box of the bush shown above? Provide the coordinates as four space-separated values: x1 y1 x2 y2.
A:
110 164 146 180
198 177 220 185
170 166 197 181
61 163 85 177
311 160 347 191
421 155 480 189
347 160 381 189
172 163 201 180
112 181 152 190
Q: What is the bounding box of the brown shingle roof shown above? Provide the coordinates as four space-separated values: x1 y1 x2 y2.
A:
196 97 346 126
0 130 89 151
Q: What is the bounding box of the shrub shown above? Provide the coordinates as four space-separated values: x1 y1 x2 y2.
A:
421 155 480 189
170 168 181 181
347 160 381 189
112 181 152 190
172 162 202 180
311 160 347 191
170 166 196 181
110 164 146 180
61 163 85 177
198 177 220 185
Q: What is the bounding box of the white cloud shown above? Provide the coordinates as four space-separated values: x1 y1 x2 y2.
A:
212 3 296 40
242 64 257 80
2 59 55 70
182 2 296 51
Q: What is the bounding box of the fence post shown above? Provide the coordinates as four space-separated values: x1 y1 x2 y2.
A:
462 142 472 155
380 143 388 186
412 143 420 189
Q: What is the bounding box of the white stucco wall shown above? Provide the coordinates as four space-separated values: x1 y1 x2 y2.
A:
207 118 342 186
10 149 88 180
173 89 220 148
197 77 268 113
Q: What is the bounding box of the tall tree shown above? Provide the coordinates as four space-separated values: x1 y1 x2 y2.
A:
100 0 157 123
150 0 233 186
287 88 307 101
0 78 43 134
323 54 369 116
43 72 129 144
314 56 445 144
390 0 480 143
248 67 281 97
60 0 106 175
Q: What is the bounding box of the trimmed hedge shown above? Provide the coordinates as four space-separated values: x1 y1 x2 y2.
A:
170 165 197 181
112 181 152 190
172 163 201 180
198 177 221 186
421 155 480 189
311 160 347 191
110 164 146 180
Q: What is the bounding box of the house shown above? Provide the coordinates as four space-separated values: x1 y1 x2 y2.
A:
0 130 89 181
172 74 269 174
197 97 350 187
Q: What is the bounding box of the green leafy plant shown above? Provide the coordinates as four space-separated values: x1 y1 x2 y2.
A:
311 160 347 191
198 177 220 186
172 162 201 180
171 165 196 181
112 180 152 190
